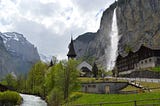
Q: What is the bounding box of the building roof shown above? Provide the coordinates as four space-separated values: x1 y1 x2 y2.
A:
67 37 76 57
0 84 8 91
118 45 160 58
77 61 92 71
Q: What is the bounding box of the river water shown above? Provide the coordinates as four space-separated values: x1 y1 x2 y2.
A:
20 94 47 106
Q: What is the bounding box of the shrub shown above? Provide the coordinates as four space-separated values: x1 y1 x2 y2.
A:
69 92 83 102
47 88 63 106
0 91 22 105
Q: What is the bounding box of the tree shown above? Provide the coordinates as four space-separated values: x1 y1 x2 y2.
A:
26 61 47 95
92 62 98 78
63 60 79 101
1 73 17 90
46 60 80 105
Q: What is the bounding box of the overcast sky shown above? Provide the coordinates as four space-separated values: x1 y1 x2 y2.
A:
0 0 114 60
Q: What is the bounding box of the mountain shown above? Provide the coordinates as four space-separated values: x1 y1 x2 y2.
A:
0 32 40 77
39 54 52 63
74 32 96 59
74 0 160 68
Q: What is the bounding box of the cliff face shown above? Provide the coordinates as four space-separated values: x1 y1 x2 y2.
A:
74 3 116 67
74 0 160 68
74 32 96 59
117 0 160 54
0 32 40 77
0 34 16 77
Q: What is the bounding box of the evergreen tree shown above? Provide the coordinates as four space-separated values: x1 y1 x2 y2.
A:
92 62 98 78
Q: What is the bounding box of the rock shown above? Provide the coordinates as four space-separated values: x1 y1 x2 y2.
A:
0 32 40 77
74 0 160 69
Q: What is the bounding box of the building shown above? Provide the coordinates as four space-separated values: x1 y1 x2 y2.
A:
116 45 160 75
0 84 8 92
67 37 77 60
77 61 92 77
81 82 128 94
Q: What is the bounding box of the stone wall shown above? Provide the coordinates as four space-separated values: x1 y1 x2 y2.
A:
82 82 128 94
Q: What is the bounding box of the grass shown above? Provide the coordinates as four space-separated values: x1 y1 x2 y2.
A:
78 77 104 83
0 91 22 105
78 77 128 83
67 92 160 106
150 66 160 72
66 78 160 106
122 81 160 92
121 85 140 91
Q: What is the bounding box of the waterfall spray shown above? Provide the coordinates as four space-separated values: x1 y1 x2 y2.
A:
106 8 119 71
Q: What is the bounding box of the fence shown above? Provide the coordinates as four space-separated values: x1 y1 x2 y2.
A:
65 98 160 106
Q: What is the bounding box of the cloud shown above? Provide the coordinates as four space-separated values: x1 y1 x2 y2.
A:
0 0 115 60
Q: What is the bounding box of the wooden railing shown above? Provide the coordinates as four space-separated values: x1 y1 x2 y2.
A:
65 98 160 106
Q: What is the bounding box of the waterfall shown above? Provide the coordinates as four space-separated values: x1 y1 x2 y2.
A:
106 8 119 71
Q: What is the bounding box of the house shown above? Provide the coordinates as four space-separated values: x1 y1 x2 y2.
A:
0 84 8 92
116 45 160 75
77 61 92 77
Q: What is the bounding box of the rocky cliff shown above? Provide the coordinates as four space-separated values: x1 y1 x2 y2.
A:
74 0 160 69
117 0 160 54
74 2 116 67
0 32 40 77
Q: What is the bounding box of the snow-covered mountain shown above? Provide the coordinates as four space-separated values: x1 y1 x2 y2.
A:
0 32 40 77
39 54 52 63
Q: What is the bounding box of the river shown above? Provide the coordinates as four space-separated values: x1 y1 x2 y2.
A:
20 94 47 106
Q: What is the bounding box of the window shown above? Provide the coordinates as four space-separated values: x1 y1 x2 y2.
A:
149 58 152 62
145 60 147 63
92 85 96 88
141 61 143 64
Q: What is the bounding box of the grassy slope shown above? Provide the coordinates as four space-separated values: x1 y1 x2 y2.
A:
69 78 160 106
69 92 160 106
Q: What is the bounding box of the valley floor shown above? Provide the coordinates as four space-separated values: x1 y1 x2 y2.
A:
67 92 160 106
66 78 160 106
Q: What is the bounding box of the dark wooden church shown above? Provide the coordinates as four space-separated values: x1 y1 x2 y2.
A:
116 45 160 75
67 37 77 60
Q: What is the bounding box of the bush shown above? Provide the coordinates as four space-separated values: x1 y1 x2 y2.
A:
69 92 83 102
0 91 22 105
150 67 160 72
47 88 63 106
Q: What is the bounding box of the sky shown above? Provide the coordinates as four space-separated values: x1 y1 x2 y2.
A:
0 0 114 60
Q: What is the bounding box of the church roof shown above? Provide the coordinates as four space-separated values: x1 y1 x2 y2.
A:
67 37 76 57
77 61 92 71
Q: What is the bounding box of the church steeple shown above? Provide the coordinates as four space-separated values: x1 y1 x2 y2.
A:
67 36 76 59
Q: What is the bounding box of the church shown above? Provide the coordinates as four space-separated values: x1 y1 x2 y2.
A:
67 37 97 77
116 45 160 75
